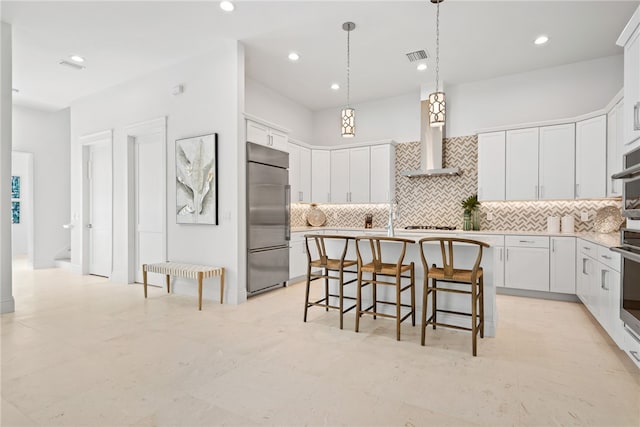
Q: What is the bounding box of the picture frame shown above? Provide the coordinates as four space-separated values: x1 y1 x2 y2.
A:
175 133 218 225
11 176 20 199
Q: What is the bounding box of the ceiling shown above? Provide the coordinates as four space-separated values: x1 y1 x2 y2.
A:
2 1 638 112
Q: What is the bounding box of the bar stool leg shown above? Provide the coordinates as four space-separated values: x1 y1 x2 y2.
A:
421 275 428 346
355 268 363 333
339 269 344 330
372 273 377 320
471 276 477 356
410 263 416 326
303 264 311 322
143 266 148 299
432 278 437 330
324 269 329 311
396 272 402 341
479 275 485 338
166 274 171 293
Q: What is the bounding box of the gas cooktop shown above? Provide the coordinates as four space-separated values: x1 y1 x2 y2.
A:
404 225 457 231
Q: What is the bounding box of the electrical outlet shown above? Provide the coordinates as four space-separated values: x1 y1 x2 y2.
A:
486 212 493 221
580 211 589 221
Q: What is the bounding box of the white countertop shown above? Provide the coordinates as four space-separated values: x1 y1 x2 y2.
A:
291 226 621 248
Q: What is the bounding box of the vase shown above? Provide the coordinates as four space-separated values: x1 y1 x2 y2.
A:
472 209 480 231
463 211 472 231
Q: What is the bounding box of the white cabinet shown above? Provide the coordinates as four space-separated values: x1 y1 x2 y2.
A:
549 237 576 294
288 142 311 203
246 119 288 152
330 147 370 203
619 12 640 147
575 115 607 199
477 131 506 201
622 326 640 369
289 232 309 280
504 236 550 292
311 150 331 203
607 100 625 197
506 128 539 200
539 124 575 200
369 144 395 203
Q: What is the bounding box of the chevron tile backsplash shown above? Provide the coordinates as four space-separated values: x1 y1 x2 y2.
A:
292 136 622 232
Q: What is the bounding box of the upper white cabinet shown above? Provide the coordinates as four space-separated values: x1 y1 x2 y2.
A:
311 150 331 203
576 115 607 199
478 132 506 201
539 124 575 200
288 142 311 203
246 119 288 152
370 144 396 203
506 128 539 200
618 9 640 147
330 147 371 203
607 100 624 197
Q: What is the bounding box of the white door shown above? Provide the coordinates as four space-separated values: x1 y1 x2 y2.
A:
506 128 539 200
576 115 607 199
504 247 549 291
623 29 640 146
134 133 165 285
349 146 370 203
607 101 624 197
88 143 112 277
549 237 576 294
539 124 575 200
288 143 301 202
312 150 331 203
477 131 506 201
299 147 311 202
330 149 350 203
370 144 392 203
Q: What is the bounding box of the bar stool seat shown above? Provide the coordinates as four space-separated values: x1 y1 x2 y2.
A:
418 237 489 356
304 234 358 330
355 236 416 341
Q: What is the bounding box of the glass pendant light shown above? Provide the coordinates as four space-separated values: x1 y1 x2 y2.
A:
429 0 446 128
341 22 356 138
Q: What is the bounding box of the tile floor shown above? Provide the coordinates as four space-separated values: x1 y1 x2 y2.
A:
2 259 639 426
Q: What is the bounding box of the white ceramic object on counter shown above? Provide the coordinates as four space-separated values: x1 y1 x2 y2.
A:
547 216 560 233
561 215 575 233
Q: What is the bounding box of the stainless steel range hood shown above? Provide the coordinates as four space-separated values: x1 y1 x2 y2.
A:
401 99 460 177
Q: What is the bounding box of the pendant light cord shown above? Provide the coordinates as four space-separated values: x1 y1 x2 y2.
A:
435 0 440 93
347 27 351 108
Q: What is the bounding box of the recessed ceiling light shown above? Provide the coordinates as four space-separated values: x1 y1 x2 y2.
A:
220 1 234 12
288 52 300 62
417 63 428 71
534 35 549 45
70 55 85 63
331 83 340 90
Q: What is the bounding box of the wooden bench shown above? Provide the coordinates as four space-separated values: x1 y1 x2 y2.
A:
142 262 225 310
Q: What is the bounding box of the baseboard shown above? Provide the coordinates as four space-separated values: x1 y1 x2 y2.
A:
71 263 82 275
496 287 579 302
1 296 15 314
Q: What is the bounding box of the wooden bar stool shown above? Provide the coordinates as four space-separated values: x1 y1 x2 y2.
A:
418 237 489 356
354 236 416 341
303 234 358 329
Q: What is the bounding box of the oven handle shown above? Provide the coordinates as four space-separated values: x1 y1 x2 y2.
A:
610 246 640 263
612 163 640 180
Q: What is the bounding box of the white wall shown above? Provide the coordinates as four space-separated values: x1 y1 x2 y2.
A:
70 42 246 303
312 92 420 146
445 55 624 137
12 106 70 268
245 78 313 143
311 55 624 143
10 152 32 258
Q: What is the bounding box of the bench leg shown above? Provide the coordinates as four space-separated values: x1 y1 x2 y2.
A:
166 274 171 293
143 265 148 298
198 272 203 311
220 269 225 304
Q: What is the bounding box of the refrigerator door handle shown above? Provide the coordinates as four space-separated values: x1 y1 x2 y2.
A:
285 184 291 241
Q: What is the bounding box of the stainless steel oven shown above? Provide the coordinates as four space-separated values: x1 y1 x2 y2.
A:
611 229 640 337
613 145 640 219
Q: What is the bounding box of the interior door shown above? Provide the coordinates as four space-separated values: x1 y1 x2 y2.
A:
88 143 112 277
134 133 165 285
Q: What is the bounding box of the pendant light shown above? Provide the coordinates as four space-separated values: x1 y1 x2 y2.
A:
428 0 445 128
341 22 356 138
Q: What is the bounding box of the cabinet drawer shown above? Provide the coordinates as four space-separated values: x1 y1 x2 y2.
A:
597 245 621 272
505 235 549 248
623 326 640 369
577 239 598 258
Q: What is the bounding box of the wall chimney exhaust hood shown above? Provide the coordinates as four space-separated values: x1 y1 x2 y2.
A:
401 100 460 177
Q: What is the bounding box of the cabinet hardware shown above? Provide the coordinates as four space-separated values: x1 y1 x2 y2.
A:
499 248 503 261
601 255 612 260
582 258 588 275
540 185 544 199
534 185 538 198
506 248 509 261
518 240 534 244
601 269 608 291
626 326 640 344
575 183 580 198
634 102 640 131
631 351 640 362
327 192 331 202
552 240 556 253
583 246 591 251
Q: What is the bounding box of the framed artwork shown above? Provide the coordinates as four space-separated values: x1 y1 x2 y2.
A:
175 133 218 225
11 176 20 199
11 201 20 224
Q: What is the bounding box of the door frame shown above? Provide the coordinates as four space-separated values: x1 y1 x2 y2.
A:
80 130 113 277
124 117 167 283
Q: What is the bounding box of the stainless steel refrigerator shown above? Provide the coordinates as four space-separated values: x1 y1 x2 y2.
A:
246 142 290 295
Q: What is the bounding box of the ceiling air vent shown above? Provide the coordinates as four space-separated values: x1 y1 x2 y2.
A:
405 50 429 62
59 60 85 71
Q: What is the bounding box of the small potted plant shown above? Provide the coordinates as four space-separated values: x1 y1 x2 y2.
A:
461 194 481 231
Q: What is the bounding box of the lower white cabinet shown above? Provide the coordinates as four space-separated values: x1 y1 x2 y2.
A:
622 326 640 369
289 233 309 280
549 237 576 294
504 236 550 291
